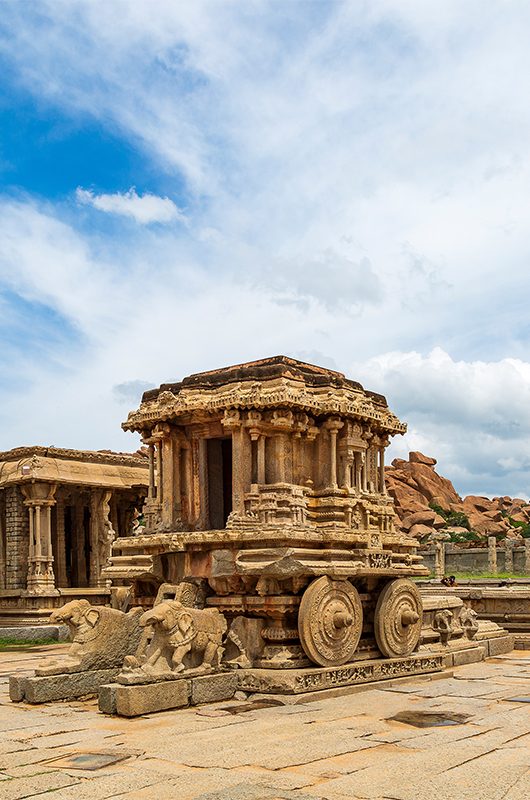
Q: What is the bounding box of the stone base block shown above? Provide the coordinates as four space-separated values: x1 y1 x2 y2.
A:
514 633 530 650
0 624 69 643
100 671 238 717
10 668 119 703
484 634 515 656
190 671 237 705
236 653 445 695
114 680 190 717
444 645 487 667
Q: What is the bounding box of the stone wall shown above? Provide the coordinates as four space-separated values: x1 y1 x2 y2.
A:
420 541 530 575
4 487 29 589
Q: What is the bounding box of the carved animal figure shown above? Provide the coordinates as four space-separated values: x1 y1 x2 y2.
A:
35 599 142 676
432 608 453 645
122 600 227 679
459 606 479 639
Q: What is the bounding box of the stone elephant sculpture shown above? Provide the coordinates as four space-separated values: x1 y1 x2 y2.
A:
121 600 227 680
36 599 143 676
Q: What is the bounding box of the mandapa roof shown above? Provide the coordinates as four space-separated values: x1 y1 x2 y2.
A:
123 355 406 436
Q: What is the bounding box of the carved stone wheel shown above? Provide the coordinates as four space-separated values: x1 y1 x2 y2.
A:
298 576 363 667
374 578 423 658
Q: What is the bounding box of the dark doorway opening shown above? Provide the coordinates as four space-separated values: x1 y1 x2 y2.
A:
207 438 233 528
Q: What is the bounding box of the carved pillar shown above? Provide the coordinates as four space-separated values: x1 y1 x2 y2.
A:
147 443 155 499
324 418 343 489
89 490 99 587
22 483 58 595
488 536 498 574
525 538 530 575
257 435 266 484
378 446 385 494
232 425 251 514
160 426 181 529
361 451 368 492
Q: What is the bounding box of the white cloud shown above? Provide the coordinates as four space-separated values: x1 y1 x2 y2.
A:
353 349 530 499
76 187 184 225
1 4 530 497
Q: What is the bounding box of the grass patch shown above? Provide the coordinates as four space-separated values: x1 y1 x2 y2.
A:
0 637 60 651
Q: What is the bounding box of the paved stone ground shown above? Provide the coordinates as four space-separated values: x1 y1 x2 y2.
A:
1 644 529 800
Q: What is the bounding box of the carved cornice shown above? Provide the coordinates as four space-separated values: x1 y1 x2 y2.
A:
0 446 148 468
123 371 406 436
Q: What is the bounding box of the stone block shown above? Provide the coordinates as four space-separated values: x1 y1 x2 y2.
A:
114 679 190 717
190 671 237 705
486 634 514 656
450 645 486 667
9 674 26 702
98 683 118 715
11 668 119 703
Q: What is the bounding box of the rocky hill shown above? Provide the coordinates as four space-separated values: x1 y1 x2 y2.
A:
385 451 530 543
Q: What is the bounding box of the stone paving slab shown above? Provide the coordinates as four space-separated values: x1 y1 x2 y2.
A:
0 646 528 800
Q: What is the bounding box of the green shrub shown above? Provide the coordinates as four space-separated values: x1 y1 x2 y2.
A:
428 501 471 531
447 529 480 543
508 518 530 538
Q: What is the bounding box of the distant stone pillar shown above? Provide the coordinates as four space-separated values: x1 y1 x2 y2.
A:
488 536 498 574
505 539 514 574
524 539 530 575
434 540 445 579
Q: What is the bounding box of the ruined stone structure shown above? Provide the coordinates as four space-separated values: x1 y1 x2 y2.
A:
107 356 430 672
0 447 148 623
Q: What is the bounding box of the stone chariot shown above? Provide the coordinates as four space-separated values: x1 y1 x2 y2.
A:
105 356 428 673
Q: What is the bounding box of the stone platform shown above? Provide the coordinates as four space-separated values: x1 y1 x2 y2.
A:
9 667 121 703
2 644 530 800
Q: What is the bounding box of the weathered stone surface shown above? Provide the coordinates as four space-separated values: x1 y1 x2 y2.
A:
387 451 529 541
447 645 487 667
237 653 445 694
485 633 515 656
118 601 227 683
409 452 437 466
34 600 142 676
114 678 190 716
98 682 118 714
190 671 237 704
11 668 119 703
0 624 68 643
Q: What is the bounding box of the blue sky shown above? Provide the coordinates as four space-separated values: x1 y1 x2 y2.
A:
1 1 530 498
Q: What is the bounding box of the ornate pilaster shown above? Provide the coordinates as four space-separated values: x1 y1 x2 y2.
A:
21 482 58 595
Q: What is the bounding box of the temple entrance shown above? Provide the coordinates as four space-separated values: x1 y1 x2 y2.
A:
207 438 232 529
